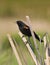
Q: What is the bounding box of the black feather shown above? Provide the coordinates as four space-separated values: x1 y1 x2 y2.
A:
16 20 43 42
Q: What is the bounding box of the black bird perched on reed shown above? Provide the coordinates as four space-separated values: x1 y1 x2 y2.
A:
16 20 43 43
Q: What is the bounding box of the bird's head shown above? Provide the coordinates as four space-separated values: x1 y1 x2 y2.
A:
16 20 24 27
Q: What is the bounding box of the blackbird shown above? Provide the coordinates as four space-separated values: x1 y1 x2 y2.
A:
16 20 43 42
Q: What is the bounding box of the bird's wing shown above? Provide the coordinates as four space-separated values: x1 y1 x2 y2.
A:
23 25 29 30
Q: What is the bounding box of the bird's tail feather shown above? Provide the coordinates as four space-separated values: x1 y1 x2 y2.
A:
33 31 43 42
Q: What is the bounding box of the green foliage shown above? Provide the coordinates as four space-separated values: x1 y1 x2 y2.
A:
12 33 35 65
0 33 35 65
0 33 50 65
1 36 11 51
0 49 18 65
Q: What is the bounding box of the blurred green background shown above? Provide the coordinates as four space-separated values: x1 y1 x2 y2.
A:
0 0 50 20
